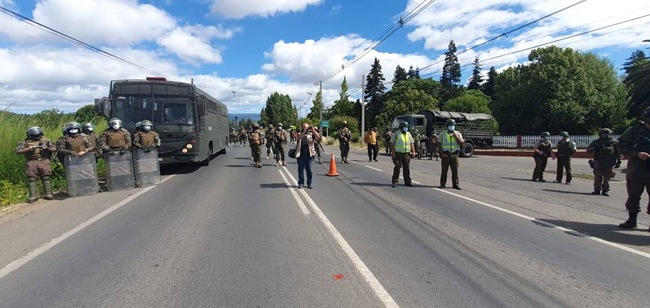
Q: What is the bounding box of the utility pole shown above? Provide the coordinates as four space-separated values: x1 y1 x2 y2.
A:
361 74 365 148
319 80 323 132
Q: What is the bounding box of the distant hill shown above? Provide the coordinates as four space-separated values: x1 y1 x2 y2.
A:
228 113 261 122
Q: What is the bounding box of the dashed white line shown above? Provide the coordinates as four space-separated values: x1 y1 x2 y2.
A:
281 166 399 308
278 170 310 215
0 175 177 280
364 165 383 172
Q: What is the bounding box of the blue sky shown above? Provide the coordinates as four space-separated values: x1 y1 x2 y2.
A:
1 0 649 114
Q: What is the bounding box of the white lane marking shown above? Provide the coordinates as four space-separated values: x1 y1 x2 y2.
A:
412 180 421 185
0 175 177 280
435 188 650 260
281 166 399 308
364 165 383 172
278 170 310 215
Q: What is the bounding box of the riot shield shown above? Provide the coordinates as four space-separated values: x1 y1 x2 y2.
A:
133 148 161 187
104 151 135 191
64 153 99 197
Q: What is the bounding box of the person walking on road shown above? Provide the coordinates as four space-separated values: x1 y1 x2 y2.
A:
554 131 576 185
428 132 439 161
15 127 57 203
133 120 161 152
438 119 464 190
100 118 132 155
314 127 324 164
364 127 378 162
617 107 650 230
295 123 321 189
265 124 275 160
390 121 416 187
248 123 264 168
532 132 555 182
274 123 287 167
339 121 351 164
587 128 621 196
384 129 393 155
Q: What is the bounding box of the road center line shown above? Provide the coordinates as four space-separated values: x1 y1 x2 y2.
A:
0 175 177 280
435 188 650 260
281 166 399 308
278 170 310 215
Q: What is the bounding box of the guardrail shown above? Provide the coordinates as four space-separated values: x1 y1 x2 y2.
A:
492 135 621 149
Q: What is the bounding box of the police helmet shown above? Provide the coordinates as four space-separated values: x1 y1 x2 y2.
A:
26 126 44 140
559 131 569 138
82 122 95 134
252 123 260 129
642 107 650 123
135 121 142 131
413 128 419 133
342 120 348 127
66 122 82 135
109 118 122 130
599 128 612 135
540 132 551 137
276 123 283 128
445 119 456 126
268 124 273 129
399 121 409 129
61 123 71 135
141 120 153 132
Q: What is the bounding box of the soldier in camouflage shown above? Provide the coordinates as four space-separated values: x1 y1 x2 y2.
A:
587 128 621 197
274 123 287 167
265 124 275 160
249 123 264 168
15 127 57 203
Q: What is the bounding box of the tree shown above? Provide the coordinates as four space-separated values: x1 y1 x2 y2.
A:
330 115 360 142
623 50 650 119
264 92 296 127
365 58 387 128
307 90 324 121
407 66 420 79
259 107 270 127
445 90 491 113
491 46 627 135
439 40 462 103
482 66 497 99
393 65 408 85
74 105 98 124
375 79 439 130
467 57 483 91
331 76 355 117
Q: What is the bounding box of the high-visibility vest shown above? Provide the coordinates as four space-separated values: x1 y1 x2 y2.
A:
441 131 460 152
395 132 411 153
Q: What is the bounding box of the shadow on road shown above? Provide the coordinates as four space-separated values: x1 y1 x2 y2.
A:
161 164 201 175
538 219 650 247
501 177 536 182
225 165 257 168
260 183 289 189
542 189 594 196
351 182 397 187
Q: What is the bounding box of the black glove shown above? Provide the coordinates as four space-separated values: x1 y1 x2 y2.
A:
119 149 126 155
108 149 115 155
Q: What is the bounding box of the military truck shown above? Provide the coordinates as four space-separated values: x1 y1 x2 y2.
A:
391 110 494 157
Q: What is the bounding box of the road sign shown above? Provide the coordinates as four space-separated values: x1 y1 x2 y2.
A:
320 120 330 128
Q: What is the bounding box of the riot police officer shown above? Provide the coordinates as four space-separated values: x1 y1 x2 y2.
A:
133 120 160 152
265 124 275 160
15 127 57 203
587 128 620 196
532 132 555 182
274 123 287 166
618 107 650 229
249 123 264 168
57 122 94 158
100 118 132 155
82 122 102 158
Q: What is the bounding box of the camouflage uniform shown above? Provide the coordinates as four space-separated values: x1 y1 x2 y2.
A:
15 129 57 203
249 124 264 168
274 125 287 166
100 129 132 153
265 126 275 159
134 131 161 149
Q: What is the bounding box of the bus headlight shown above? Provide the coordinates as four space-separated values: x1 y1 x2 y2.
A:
186 144 193 149
181 148 188 154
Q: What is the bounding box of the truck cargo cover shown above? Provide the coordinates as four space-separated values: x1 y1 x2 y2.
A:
426 110 493 122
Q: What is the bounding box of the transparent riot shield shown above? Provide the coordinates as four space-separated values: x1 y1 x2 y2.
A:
133 148 161 187
64 153 99 197
104 151 135 191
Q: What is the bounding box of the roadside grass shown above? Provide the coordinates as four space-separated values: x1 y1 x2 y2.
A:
0 111 107 207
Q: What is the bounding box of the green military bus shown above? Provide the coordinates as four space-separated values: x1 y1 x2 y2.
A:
96 77 229 166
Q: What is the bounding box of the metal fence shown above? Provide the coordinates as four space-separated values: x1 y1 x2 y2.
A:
492 135 621 149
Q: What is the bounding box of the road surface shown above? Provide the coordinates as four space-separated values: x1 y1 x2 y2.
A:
1 146 649 307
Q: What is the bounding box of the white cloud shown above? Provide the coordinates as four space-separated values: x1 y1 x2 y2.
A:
210 0 322 19
158 28 224 65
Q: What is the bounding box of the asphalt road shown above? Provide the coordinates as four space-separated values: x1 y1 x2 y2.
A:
1 146 650 307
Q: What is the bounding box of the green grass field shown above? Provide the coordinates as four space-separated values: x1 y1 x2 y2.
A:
0 110 107 206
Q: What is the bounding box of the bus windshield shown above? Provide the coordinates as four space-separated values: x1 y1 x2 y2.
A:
113 96 195 126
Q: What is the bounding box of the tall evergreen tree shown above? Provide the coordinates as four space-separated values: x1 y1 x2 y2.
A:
482 66 497 99
468 57 483 90
407 66 421 79
307 90 324 121
439 40 462 103
393 65 408 85
623 50 647 74
365 58 387 127
624 50 650 118
331 76 354 116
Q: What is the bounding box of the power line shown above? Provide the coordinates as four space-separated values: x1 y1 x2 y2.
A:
420 13 650 78
419 0 586 73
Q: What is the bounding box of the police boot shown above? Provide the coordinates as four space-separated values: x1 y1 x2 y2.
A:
27 178 38 203
619 212 638 229
42 177 54 200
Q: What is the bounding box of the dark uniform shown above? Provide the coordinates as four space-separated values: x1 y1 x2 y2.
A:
314 127 324 164
533 132 554 182
412 129 422 159
438 119 464 190
249 124 264 168
587 129 620 196
339 122 351 164
428 133 439 161
101 118 132 154
265 125 275 159
15 127 57 203
555 132 576 184
274 123 287 166
618 111 650 229
384 130 393 155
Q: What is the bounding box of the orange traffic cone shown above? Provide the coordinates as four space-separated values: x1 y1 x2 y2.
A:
326 153 340 177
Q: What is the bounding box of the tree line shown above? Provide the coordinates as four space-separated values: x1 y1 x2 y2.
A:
259 41 647 136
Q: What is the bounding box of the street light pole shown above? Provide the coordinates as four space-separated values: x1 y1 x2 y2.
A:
361 74 365 148
319 81 323 131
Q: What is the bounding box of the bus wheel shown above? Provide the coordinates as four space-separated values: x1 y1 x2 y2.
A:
460 143 474 158
200 148 212 166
